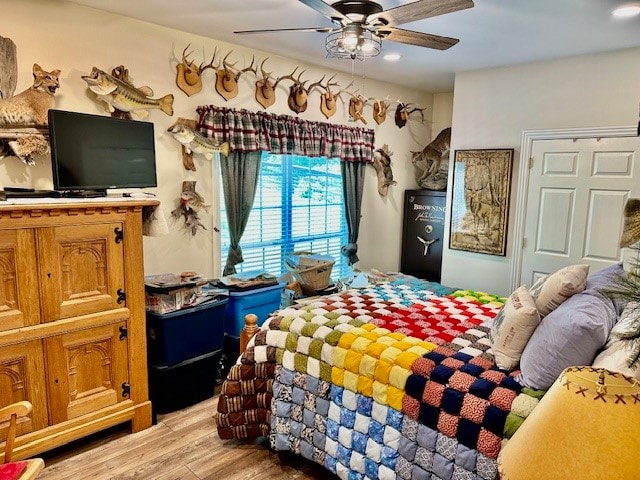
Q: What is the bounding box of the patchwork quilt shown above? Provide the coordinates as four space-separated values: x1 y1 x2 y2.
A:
216 278 544 480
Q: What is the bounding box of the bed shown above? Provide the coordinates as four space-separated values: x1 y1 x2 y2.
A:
215 264 628 480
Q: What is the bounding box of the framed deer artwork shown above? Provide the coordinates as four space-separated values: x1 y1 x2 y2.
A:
449 148 513 256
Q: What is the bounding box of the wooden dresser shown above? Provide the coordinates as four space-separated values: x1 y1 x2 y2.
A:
0 198 157 460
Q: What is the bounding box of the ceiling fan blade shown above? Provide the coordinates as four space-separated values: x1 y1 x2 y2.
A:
375 26 459 50
235 26 337 34
372 0 474 27
298 0 351 23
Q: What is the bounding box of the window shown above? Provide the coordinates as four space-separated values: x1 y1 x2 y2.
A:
219 152 351 280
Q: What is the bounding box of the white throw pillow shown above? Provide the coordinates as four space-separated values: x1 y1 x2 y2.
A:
592 301 640 381
491 285 541 370
529 264 589 317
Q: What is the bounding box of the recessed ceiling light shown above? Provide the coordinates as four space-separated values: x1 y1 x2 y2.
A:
384 53 401 61
612 4 640 18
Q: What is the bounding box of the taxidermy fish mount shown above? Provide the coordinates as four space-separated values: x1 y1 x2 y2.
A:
167 120 230 171
82 65 174 120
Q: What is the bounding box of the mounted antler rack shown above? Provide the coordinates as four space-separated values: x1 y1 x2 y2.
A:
169 42 429 126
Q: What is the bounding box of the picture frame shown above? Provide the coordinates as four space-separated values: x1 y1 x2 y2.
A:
449 148 514 256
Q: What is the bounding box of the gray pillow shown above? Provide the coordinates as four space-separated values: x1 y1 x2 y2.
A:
516 263 627 390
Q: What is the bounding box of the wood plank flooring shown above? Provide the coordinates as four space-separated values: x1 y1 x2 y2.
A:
37 394 337 480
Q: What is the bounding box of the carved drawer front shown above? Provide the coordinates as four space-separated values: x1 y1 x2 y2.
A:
0 230 40 332
0 341 48 440
45 321 129 424
37 223 126 322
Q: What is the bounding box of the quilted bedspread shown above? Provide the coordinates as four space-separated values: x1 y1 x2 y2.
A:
216 279 544 480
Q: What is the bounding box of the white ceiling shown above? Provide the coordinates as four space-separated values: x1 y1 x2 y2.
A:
66 0 640 93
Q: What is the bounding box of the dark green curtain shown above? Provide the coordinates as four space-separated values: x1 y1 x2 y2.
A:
220 150 262 276
340 161 366 266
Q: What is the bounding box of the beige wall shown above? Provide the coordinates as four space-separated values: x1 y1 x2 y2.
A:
3 0 439 279
443 48 640 295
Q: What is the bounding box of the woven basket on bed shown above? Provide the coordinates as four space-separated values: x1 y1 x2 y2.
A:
285 252 335 291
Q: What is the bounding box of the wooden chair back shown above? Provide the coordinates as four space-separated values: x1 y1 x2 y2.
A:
0 401 44 479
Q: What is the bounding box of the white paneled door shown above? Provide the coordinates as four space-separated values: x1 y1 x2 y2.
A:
519 135 640 287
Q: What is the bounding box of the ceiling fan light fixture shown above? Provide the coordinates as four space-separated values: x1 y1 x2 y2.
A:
326 27 381 60
612 4 640 17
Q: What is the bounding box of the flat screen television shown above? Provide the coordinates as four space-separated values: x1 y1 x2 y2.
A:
48 109 157 196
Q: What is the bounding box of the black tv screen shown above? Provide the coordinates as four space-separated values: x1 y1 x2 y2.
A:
48 109 157 193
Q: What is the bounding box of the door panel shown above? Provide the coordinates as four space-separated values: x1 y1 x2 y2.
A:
521 136 640 286
37 223 125 322
45 321 129 424
0 230 40 332
0 340 48 438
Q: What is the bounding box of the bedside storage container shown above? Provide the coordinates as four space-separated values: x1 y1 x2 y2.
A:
148 350 220 415
224 282 285 337
146 298 228 366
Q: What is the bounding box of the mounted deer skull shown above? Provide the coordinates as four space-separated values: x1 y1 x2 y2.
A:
215 51 255 101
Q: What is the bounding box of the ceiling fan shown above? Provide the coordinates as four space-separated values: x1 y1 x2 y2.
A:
234 0 474 57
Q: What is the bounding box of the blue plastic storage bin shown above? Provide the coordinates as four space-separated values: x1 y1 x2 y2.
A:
224 282 285 337
146 298 228 366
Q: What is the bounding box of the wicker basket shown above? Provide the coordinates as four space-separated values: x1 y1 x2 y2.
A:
285 252 335 291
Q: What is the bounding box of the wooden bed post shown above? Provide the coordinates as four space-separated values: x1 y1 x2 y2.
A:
240 313 259 353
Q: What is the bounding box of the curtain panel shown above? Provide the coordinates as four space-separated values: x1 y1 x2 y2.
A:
196 106 375 163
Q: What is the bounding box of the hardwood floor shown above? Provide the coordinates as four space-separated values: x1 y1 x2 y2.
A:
38 394 337 480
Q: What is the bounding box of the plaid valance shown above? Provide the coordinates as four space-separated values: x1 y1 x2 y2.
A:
196 105 375 163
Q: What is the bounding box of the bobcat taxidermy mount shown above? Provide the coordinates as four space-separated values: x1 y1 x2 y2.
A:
0 63 61 165
411 127 451 191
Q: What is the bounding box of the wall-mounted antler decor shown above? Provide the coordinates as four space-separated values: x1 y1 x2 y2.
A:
167 42 430 126
276 66 312 114
370 96 391 125
174 43 217 97
395 101 427 128
313 75 341 119
254 58 277 109
215 52 256 101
